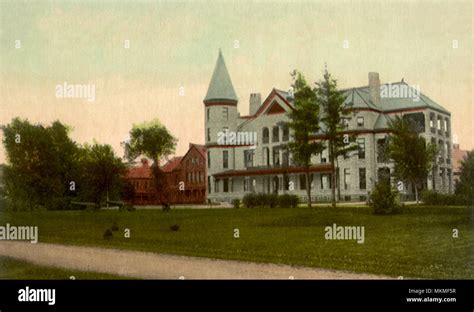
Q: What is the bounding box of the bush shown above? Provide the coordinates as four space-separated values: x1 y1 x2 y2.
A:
162 203 171 212
242 193 257 208
170 224 180 231
231 198 240 209
103 229 113 239
421 190 469 206
111 222 119 231
369 181 402 215
243 193 299 208
278 194 299 208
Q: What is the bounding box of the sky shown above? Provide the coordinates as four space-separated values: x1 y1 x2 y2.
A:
0 0 472 163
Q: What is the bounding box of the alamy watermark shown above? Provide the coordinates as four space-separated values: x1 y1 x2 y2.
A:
0 223 38 243
55 81 96 102
380 83 420 102
324 223 365 244
217 129 257 146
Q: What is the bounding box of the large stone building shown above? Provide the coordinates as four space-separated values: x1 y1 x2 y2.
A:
205 51 453 203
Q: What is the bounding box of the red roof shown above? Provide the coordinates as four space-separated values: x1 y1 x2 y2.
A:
126 159 152 179
190 143 206 158
161 156 183 173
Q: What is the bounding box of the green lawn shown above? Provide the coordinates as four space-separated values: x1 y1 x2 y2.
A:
1 206 472 279
0 256 124 279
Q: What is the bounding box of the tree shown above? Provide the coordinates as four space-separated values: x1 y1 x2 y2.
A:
1 118 79 210
316 68 358 208
77 143 126 204
387 116 437 204
124 119 177 204
286 71 324 208
455 150 474 206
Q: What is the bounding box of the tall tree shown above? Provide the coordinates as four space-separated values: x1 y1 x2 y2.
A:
286 70 324 208
455 150 474 206
316 68 358 208
1 118 79 210
387 116 437 204
124 119 176 204
77 143 126 204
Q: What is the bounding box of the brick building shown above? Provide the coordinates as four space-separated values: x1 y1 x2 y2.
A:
126 143 206 205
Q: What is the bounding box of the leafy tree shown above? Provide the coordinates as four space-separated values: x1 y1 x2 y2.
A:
124 119 176 204
1 118 79 210
387 116 437 204
76 143 126 204
455 150 474 206
316 68 358 208
286 71 324 208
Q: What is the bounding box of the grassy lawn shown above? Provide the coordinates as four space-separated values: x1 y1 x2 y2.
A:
1 206 472 279
0 256 124 279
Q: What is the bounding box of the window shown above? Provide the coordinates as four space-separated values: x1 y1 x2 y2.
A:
207 108 210 121
284 175 290 191
344 168 350 190
358 138 365 159
208 176 211 193
262 128 269 144
223 178 229 193
282 124 289 141
357 116 364 127
445 118 450 137
244 178 249 192
282 149 289 166
244 150 254 168
222 107 228 120
262 147 270 166
300 174 306 190
223 151 228 169
377 138 388 163
273 147 280 165
321 174 331 189
359 168 366 190
437 116 442 130
272 126 279 142
207 128 211 142
214 179 220 192
207 151 211 168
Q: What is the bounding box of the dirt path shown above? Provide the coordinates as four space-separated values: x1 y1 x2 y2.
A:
0 241 391 279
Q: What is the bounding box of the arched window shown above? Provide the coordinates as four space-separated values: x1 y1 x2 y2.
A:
272 126 279 142
262 127 269 144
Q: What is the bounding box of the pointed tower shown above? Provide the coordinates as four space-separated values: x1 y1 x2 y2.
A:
204 50 239 198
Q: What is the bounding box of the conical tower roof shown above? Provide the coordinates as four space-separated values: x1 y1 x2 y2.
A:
204 50 238 103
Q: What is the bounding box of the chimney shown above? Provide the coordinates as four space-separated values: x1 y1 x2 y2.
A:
141 158 149 167
249 93 262 115
368 72 381 106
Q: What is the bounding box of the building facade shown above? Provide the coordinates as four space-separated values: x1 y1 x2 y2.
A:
126 143 207 205
205 51 453 203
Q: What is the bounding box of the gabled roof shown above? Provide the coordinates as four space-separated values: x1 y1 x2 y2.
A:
343 81 450 114
189 143 206 158
161 156 183 173
374 113 390 130
204 50 238 102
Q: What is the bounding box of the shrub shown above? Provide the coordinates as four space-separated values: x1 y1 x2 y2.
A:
162 203 171 212
103 229 113 239
111 222 119 231
170 224 180 231
242 193 257 208
231 198 240 209
369 181 402 215
278 194 299 208
421 190 468 206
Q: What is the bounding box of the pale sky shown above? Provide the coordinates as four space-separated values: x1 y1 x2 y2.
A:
0 0 472 163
